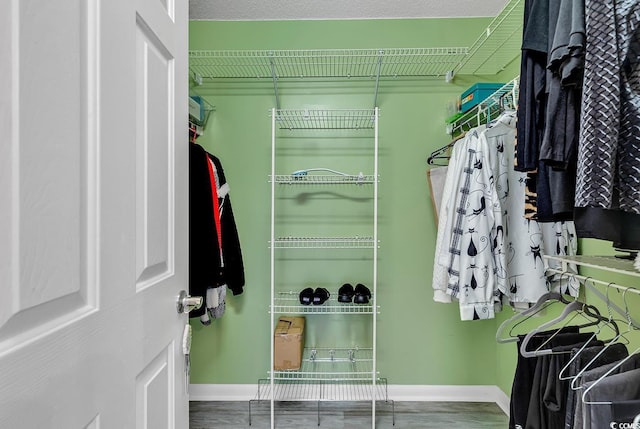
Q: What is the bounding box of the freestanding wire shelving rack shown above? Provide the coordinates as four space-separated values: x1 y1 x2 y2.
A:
257 107 384 428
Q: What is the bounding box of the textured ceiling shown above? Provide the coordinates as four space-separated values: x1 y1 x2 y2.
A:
189 0 511 20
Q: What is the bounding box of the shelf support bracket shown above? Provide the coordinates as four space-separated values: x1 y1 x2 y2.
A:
268 51 281 110
192 72 203 86
373 50 384 108
445 70 455 83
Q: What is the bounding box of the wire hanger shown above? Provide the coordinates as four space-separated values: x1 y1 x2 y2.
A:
581 287 640 405
426 132 467 166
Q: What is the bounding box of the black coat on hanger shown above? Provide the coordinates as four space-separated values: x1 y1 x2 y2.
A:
189 143 245 318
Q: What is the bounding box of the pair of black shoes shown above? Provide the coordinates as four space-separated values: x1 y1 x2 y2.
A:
338 283 371 304
299 287 331 305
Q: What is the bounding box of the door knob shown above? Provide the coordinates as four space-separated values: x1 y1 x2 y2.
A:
176 290 203 314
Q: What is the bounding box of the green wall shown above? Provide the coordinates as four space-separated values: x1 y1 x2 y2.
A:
189 18 640 400
188 18 514 387
190 19 488 51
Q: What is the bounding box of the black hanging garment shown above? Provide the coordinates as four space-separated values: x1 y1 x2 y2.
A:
573 353 640 429
189 143 245 319
564 343 629 429
524 332 593 429
509 327 580 429
516 0 548 174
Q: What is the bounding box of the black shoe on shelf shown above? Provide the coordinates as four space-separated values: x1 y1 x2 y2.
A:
299 287 314 305
338 283 355 303
313 287 331 305
353 283 371 304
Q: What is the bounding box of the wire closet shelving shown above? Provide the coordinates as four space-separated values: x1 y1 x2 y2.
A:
453 0 524 75
447 76 520 136
188 0 524 109
189 2 523 78
189 2 526 427
189 47 469 80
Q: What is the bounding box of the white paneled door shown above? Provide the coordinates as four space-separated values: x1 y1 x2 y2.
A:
0 0 188 427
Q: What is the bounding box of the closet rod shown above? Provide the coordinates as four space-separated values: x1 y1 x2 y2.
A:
546 267 640 327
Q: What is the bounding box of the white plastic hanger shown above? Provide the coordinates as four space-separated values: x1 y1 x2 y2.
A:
519 297 605 358
496 290 567 344
496 272 577 344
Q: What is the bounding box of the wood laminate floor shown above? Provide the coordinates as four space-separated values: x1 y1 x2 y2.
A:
190 400 508 428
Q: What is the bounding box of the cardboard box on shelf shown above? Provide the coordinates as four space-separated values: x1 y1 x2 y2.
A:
273 316 305 370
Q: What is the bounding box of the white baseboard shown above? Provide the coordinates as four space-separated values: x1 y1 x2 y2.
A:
492 387 511 415
189 384 510 416
387 385 510 415
190 384 258 401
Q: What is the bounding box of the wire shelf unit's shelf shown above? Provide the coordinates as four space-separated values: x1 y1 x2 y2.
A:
189 48 469 80
253 378 390 402
272 292 375 314
274 108 376 130
271 236 376 249
248 376 395 426
453 0 524 76
249 377 396 426
271 348 375 381
272 174 376 185
448 76 519 135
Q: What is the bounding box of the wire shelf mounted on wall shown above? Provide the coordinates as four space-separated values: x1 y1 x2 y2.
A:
453 0 524 76
189 48 468 109
188 0 524 110
188 94 215 139
428 76 519 165
447 76 519 136
189 47 469 80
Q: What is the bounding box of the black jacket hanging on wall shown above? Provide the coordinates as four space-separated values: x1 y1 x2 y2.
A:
189 143 245 318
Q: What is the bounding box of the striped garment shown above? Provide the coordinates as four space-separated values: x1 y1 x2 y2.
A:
576 0 640 214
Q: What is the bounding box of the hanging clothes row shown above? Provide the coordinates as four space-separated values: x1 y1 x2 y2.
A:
516 0 584 223
431 110 579 320
516 0 640 250
189 142 245 325
498 282 640 429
